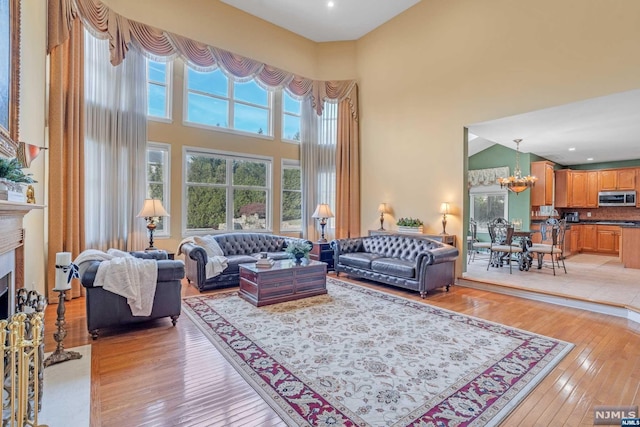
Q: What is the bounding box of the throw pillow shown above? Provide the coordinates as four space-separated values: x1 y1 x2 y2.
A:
194 235 224 257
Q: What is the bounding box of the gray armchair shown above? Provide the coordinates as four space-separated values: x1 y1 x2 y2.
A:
78 250 184 339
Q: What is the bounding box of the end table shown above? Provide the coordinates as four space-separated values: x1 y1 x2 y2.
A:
310 242 334 271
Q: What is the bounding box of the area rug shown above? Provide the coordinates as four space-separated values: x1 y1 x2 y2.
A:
183 278 573 426
39 345 91 427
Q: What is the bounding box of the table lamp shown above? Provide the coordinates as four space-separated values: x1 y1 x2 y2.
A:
440 202 450 235
137 199 170 250
312 204 334 242
378 203 389 230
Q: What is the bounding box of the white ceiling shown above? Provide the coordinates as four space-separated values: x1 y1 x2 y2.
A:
220 0 421 42
467 89 640 166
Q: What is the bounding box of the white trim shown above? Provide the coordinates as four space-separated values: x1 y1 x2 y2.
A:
182 146 273 236
146 59 173 120
281 159 302 232
146 141 171 237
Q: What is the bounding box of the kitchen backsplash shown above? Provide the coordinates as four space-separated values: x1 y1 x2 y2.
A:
557 207 640 221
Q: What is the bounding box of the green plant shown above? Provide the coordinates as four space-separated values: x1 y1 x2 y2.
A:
397 217 423 227
284 240 312 258
0 157 36 184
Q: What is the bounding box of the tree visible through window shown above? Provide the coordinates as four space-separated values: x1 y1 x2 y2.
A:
185 150 271 232
146 143 170 235
281 161 301 230
470 187 508 232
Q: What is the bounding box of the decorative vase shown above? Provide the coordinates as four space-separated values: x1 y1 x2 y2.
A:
294 252 305 263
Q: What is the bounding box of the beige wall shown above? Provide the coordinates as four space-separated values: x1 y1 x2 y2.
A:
20 0 47 294
24 0 640 286
356 0 640 275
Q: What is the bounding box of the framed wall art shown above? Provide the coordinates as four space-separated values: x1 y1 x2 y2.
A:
0 0 20 158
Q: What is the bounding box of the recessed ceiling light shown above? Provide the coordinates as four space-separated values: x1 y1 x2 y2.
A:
587 157 594 161
328 1 334 7
568 147 576 151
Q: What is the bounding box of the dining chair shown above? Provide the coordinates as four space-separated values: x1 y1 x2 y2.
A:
486 219 523 274
528 218 567 275
468 218 490 263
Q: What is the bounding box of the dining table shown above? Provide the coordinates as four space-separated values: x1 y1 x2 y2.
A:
512 230 534 271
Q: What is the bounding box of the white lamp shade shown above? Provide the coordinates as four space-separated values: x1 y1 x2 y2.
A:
137 199 169 218
440 202 450 214
312 204 334 219
378 203 389 213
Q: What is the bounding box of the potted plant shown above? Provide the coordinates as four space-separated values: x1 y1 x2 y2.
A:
397 217 424 234
0 157 35 202
284 240 313 263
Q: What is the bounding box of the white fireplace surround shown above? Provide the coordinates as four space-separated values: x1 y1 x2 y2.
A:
0 250 15 317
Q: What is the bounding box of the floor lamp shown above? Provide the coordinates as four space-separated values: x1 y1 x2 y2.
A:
312 204 334 242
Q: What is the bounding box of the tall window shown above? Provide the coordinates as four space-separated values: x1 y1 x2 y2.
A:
146 143 171 236
282 92 301 142
184 149 271 232
281 160 302 231
469 185 508 232
146 59 172 120
185 67 272 136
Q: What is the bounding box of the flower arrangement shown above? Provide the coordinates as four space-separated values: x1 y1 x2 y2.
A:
396 217 423 227
284 240 312 260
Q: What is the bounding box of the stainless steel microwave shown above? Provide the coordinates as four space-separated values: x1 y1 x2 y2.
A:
598 191 636 207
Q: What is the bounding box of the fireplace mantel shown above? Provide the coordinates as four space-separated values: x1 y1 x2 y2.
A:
0 200 45 316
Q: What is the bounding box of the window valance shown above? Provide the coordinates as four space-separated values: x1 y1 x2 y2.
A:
468 166 509 188
47 0 357 116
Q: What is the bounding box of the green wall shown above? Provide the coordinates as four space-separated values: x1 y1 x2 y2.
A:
468 144 533 237
563 159 640 170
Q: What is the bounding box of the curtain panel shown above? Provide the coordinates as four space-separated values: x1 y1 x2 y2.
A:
47 15 86 302
47 0 357 114
468 167 510 188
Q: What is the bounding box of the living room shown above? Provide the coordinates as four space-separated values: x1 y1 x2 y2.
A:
5 0 640 425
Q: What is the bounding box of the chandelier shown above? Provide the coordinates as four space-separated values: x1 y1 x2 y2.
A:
497 139 538 194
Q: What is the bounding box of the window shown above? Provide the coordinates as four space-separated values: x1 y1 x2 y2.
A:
184 149 271 232
469 185 508 232
281 160 302 231
146 59 172 120
185 67 272 136
282 92 301 142
146 143 171 236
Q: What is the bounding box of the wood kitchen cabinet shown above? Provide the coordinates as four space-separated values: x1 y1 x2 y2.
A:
570 225 581 253
598 168 636 191
580 224 597 251
555 169 599 208
596 225 621 254
530 161 555 206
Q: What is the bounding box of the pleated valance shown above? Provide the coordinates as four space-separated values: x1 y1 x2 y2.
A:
47 0 357 116
468 167 509 188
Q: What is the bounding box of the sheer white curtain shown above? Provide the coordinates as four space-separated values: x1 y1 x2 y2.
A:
301 101 337 241
83 31 147 251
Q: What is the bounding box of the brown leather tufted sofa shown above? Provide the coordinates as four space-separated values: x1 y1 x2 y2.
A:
331 234 458 298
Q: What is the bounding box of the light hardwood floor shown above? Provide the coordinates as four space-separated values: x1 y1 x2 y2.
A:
43 272 640 426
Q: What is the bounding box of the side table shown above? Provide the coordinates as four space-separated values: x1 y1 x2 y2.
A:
310 242 334 271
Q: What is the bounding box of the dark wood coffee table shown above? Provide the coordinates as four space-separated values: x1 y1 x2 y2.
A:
238 259 327 307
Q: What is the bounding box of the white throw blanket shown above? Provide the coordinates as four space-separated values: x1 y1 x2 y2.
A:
177 237 228 279
74 249 158 316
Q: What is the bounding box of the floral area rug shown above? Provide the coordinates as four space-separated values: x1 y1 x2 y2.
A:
182 277 573 426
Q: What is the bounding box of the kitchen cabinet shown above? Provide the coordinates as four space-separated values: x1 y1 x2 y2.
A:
555 170 598 208
636 168 640 207
530 161 554 207
570 225 581 254
598 168 636 191
581 224 597 251
596 225 621 254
